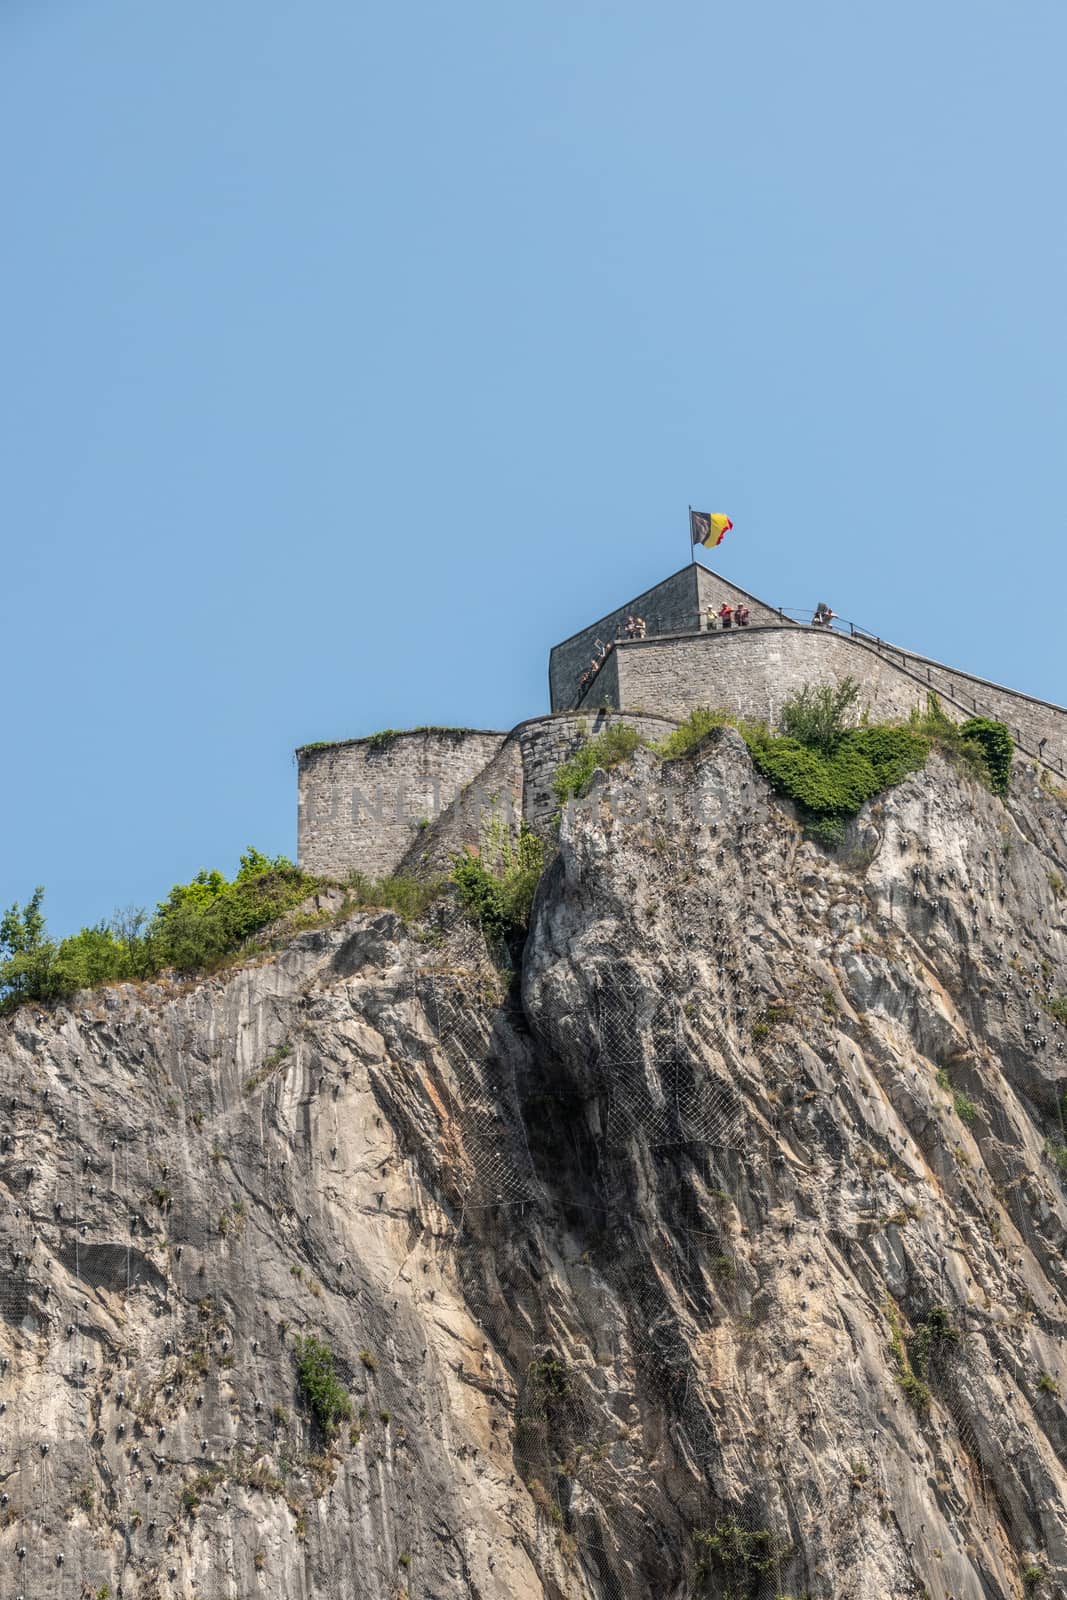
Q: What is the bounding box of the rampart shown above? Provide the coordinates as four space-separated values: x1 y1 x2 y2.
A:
297 729 506 881
548 564 790 711
395 711 679 877
607 626 1067 768
302 713 681 883
516 711 678 835
299 569 1067 883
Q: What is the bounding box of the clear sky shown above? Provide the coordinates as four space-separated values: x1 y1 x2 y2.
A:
2 0 1064 936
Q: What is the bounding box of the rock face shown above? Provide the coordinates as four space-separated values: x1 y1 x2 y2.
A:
4 732 1067 1599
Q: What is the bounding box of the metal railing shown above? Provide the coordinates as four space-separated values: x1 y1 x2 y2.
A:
763 609 1065 777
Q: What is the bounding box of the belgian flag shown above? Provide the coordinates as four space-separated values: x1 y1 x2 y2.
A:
691 510 733 548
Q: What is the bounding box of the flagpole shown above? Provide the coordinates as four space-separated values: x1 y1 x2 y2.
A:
688 505 695 567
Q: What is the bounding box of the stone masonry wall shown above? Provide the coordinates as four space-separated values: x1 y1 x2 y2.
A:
614 627 1067 766
398 736 525 878
550 565 799 712
397 711 681 870
549 567 697 712
848 634 1067 769
518 711 678 835
297 729 506 880
616 628 932 724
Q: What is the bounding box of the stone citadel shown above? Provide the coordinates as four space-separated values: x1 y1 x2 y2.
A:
297 562 1067 881
7 564 1067 1600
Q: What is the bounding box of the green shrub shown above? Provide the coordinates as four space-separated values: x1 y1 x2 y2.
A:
907 696 1012 793
887 1300 932 1412
0 850 319 1014
451 822 545 953
693 1517 777 1596
552 724 644 805
958 717 1013 795
150 850 316 971
908 1305 959 1380
897 1370 931 1411
953 1091 977 1124
848 724 934 787
526 1355 571 1406
0 889 69 1008
779 677 861 753
747 724 929 831
345 872 446 922
656 707 735 761
295 1336 352 1434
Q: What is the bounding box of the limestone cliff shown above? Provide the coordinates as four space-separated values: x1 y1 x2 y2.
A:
4 731 1067 1600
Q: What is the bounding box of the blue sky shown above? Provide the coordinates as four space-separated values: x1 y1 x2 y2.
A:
2 0 1064 935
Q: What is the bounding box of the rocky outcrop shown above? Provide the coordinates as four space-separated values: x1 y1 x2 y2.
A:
3 733 1067 1599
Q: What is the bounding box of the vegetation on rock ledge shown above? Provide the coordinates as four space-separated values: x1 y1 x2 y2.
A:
693 1516 780 1598
0 849 318 1013
451 818 545 955
655 682 1012 847
553 723 644 805
294 1335 352 1435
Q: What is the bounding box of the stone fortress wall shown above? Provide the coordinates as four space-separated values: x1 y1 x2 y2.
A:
548 564 789 712
299 566 1067 882
515 711 678 835
300 713 680 883
297 729 507 881
606 626 1067 768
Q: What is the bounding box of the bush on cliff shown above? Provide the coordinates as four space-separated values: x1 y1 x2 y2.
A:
294 1335 352 1435
905 697 1013 794
693 1517 778 1595
0 849 319 1012
957 717 1014 795
779 678 862 754
746 723 931 824
655 707 736 761
344 872 446 922
150 849 317 970
452 821 545 954
655 687 1011 847
552 724 644 805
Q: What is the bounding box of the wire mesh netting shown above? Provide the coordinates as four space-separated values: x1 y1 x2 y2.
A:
3 806 1065 1600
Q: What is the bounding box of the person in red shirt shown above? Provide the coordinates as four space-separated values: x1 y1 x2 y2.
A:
719 603 734 630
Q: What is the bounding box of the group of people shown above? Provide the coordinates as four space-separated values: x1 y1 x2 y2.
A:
576 614 648 697
577 636 611 696
576 593 842 698
706 601 751 631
